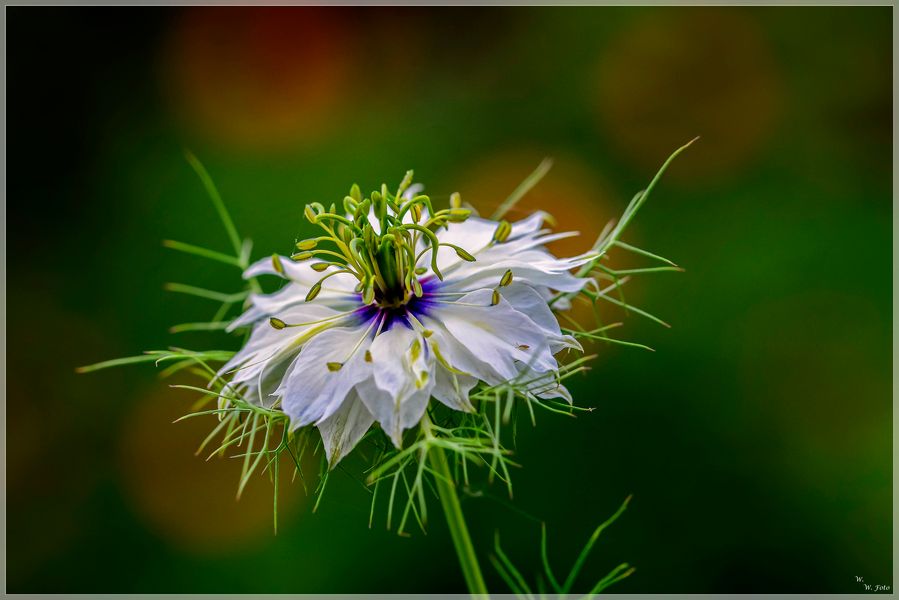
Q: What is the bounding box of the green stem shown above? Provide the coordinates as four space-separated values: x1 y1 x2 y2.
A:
430 444 489 597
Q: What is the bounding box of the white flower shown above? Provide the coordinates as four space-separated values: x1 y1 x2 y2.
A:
219 177 595 465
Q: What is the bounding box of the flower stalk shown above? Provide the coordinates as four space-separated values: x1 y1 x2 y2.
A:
427 423 489 596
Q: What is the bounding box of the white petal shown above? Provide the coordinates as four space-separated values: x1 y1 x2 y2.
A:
218 304 351 403
357 377 433 448
430 289 564 383
431 365 477 412
359 325 435 447
317 390 375 466
277 322 375 426
498 283 581 353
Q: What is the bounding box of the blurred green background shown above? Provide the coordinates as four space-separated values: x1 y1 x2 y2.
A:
6 6 892 594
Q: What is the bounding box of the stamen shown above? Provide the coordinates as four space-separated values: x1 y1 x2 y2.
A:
290 172 484 312
306 282 322 302
271 254 285 275
446 209 472 223
493 220 512 243
491 289 501 306
500 269 514 287
445 243 476 262
327 362 343 372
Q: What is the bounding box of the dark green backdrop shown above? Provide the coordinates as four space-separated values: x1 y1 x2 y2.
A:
6 6 892 593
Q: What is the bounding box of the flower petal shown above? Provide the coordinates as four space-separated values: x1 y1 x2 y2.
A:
317 389 375 467
359 324 434 446
277 322 376 427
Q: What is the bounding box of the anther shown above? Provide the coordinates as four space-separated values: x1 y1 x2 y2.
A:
291 252 313 261
296 239 317 251
450 192 462 209
453 246 476 262
491 289 501 306
493 220 512 243
500 269 513 287
327 362 343 372
272 254 285 275
306 282 322 302
311 262 331 272
447 208 471 223
364 350 373 363
409 339 422 363
270 317 287 330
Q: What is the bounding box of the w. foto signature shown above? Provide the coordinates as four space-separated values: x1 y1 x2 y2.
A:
856 576 891 592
